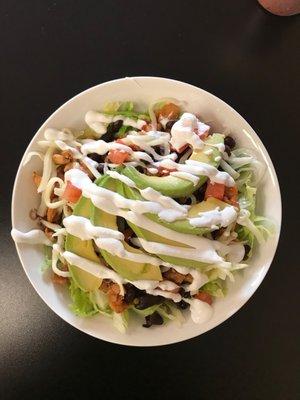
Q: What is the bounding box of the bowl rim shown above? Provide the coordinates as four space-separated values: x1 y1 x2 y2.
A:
11 76 282 346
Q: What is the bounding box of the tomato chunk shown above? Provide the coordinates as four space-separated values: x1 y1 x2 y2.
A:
194 291 213 305
204 181 225 200
62 181 82 203
107 149 130 164
224 185 239 206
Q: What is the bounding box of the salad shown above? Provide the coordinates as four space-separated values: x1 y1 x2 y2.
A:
11 100 273 332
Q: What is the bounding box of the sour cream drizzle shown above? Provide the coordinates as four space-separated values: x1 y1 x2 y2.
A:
189 206 237 229
170 113 205 151
155 159 235 187
11 228 52 246
63 215 124 241
184 298 213 324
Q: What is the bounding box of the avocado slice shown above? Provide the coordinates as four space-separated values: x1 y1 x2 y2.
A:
91 178 162 281
65 196 102 291
122 133 224 198
117 183 209 271
122 184 210 236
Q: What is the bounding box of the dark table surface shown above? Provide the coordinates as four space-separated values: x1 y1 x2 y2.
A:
1 1 299 399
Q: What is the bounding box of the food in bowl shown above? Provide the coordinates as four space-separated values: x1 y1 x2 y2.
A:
11 100 274 332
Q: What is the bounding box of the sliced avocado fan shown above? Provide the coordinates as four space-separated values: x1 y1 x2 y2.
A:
117 183 210 271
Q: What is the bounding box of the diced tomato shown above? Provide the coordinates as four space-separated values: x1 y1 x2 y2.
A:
156 103 180 119
62 181 82 203
204 181 225 200
224 185 239 207
107 149 131 164
194 291 213 305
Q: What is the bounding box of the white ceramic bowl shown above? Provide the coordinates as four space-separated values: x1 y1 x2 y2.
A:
11 77 281 346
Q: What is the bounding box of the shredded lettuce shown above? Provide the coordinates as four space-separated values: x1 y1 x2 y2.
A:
103 102 121 114
236 176 275 256
41 245 52 272
201 279 226 298
229 148 266 187
89 289 112 316
116 125 132 138
131 304 161 317
157 302 185 325
113 310 129 333
132 302 184 325
69 279 99 317
119 101 134 112
103 101 150 121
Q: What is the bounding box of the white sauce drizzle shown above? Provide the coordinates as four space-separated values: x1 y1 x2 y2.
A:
170 113 205 151
155 159 235 187
189 206 237 229
138 238 223 264
170 171 200 185
63 215 124 241
11 228 52 246
185 298 213 324
81 140 132 156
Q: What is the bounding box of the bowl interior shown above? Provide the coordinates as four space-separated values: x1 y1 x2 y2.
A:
12 77 281 346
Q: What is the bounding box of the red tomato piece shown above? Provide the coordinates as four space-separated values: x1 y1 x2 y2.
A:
62 181 82 203
194 291 213 305
107 149 130 164
204 181 225 200
224 185 239 206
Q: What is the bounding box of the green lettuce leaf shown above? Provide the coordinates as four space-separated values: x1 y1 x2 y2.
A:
131 304 161 317
113 310 129 333
103 101 150 121
201 279 226 298
69 279 99 317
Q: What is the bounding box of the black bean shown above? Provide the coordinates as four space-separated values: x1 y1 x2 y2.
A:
165 119 178 132
177 197 192 205
194 182 207 202
116 216 128 232
152 145 164 156
224 145 231 157
87 153 103 163
135 294 163 310
211 228 223 240
243 244 251 260
177 300 189 310
135 165 144 173
96 164 104 174
101 120 123 142
179 287 191 298
124 283 139 304
143 312 163 328
224 136 236 150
